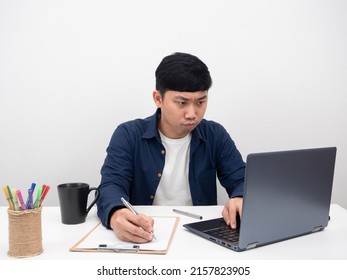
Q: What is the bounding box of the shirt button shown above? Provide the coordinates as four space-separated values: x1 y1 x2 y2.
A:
161 150 166 155
157 172 162 177
150 195 155 200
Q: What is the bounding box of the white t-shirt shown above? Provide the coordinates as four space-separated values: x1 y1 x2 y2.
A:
152 132 192 206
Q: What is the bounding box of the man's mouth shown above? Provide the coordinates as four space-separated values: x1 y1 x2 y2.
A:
184 123 197 129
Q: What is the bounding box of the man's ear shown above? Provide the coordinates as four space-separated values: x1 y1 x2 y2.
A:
152 90 162 108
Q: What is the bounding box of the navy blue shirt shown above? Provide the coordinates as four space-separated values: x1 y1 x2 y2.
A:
97 109 245 228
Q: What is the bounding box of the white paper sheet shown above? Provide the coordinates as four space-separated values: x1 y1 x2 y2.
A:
74 217 178 251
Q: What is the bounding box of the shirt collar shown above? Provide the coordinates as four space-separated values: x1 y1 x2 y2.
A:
142 109 161 141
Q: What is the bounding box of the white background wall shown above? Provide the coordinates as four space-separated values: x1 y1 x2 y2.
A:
1 0 346 208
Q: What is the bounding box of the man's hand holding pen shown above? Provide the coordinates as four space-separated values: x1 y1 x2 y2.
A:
110 208 155 243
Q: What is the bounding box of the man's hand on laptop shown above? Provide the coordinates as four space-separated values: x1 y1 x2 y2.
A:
222 197 243 229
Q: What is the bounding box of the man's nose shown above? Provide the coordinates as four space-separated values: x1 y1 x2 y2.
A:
185 104 197 119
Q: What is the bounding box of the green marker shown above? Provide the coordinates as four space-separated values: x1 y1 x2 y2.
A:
7 186 15 210
34 185 42 208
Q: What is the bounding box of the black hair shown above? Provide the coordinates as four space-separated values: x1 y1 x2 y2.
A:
155 52 212 95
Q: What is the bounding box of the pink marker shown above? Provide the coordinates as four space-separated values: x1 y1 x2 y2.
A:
16 189 26 210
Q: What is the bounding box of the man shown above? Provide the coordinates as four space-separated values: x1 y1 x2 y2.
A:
97 52 245 243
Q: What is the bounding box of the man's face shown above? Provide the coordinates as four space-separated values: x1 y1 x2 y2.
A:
153 90 208 139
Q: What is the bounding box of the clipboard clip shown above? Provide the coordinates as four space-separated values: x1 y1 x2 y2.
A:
98 244 140 253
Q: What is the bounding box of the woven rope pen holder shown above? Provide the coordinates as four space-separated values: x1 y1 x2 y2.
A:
7 207 43 258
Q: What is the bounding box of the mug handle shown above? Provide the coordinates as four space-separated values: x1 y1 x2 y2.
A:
86 188 100 215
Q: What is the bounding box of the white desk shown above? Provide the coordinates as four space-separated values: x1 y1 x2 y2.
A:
1 204 347 260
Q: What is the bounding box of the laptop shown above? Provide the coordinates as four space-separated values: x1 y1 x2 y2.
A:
183 147 337 251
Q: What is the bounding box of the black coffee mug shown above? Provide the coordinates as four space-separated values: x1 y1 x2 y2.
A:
57 183 100 224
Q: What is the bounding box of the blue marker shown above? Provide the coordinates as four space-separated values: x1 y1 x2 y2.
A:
30 183 36 192
26 188 33 209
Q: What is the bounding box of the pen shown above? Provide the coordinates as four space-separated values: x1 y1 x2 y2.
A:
34 185 42 208
121 197 157 240
121 197 139 215
27 183 36 209
2 186 14 210
7 186 15 210
16 189 26 210
30 182 36 192
11 189 20 211
39 185 50 207
26 188 33 209
173 209 203 220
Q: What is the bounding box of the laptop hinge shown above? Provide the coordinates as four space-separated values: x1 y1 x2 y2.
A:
246 242 258 250
312 226 323 232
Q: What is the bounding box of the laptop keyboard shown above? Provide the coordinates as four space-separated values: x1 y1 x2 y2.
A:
204 224 240 243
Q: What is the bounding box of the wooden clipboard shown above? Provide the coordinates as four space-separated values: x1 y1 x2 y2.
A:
69 216 180 254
